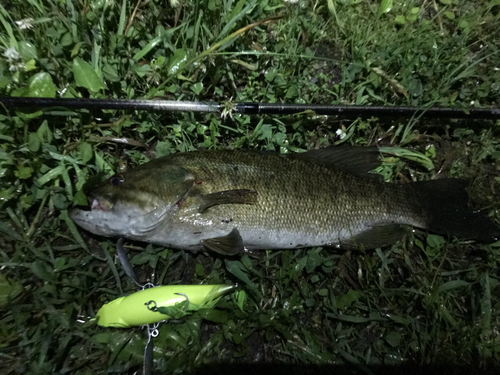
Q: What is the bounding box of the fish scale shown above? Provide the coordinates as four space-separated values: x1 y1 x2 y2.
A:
70 148 499 254
148 151 421 250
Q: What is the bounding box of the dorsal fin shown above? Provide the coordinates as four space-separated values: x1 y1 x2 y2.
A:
288 146 382 179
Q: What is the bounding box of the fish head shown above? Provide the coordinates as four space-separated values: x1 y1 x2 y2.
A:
70 163 194 239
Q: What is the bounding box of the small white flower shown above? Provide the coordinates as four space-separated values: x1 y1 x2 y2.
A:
4 47 20 61
9 62 26 72
3 47 25 72
221 97 235 120
15 18 34 30
336 128 346 140
285 0 299 3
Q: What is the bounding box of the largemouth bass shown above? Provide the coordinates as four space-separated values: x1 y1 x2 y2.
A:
70 148 499 255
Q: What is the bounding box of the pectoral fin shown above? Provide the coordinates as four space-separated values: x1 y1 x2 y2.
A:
340 224 410 250
201 228 244 256
199 189 257 213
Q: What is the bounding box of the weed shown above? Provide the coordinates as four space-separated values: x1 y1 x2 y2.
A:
1 0 499 373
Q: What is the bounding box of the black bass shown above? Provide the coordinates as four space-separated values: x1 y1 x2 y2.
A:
70 148 499 255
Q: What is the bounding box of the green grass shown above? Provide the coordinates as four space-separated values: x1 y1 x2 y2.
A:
1 0 500 373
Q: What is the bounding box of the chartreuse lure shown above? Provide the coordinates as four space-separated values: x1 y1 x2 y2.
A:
95 284 234 328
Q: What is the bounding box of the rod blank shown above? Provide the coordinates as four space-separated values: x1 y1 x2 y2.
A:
0 97 220 113
1 96 499 120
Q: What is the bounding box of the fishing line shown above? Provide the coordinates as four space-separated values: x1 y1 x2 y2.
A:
143 322 159 375
1 96 500 119
115 239 191 375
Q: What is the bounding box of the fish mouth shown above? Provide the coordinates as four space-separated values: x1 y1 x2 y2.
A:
74 195 113 213
90 197 113 211
69 195 119 236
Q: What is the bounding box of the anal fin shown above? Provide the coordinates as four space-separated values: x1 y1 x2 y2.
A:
201 228 244 256
199 189 257 213
341 224 410 250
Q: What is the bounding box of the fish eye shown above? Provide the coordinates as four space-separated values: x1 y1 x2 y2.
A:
110 175 124 187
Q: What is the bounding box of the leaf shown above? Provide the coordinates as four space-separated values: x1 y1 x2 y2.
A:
117 0 127 36
458 20 469 29
36 164 64 186
79 142 93 164
37 121 53 143
167 48 187 75
336 290 363 310
230 59 257 71
15 165 33 179
18 41 38 60
27 72 56 98
265 67 278 82
386 313 411 325
133 35 162 61
0 274 23 308
31 260 54 281
155 140 174 158
306 252 322 273
227 0 246 24
53 192 69 210
285 84 297 99
385 331 401 347
378 147 435 171
60 210 89 252
438 280 470 293
102 62 120 82
72 57 105 92
427 234 446 249
197 309 230 323
73 190 87 205
220 0 250 38
24 59 36 72
224 259 261 300
28 132 41 152
395 15 406 24
235 290 246 312
380 0 393 14
0 8 18 49
191 82 203 95
95 152 115 174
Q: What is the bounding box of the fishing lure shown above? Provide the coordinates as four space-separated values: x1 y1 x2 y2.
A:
93 239 236 373
95 284 235 327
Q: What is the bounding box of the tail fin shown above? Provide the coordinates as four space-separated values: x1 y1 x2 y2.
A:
411 179 500 243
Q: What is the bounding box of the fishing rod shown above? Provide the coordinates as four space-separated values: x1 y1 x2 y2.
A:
1 96 500 119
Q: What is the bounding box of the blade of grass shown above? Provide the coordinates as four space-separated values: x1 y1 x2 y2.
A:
59 209 89 253
149 15 284 97
0 5 18 49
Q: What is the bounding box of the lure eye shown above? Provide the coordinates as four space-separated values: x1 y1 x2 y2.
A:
110 175 124 187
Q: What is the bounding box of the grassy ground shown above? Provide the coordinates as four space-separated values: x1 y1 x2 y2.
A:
1 0 500 373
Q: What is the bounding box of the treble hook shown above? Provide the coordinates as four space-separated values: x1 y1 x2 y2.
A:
174 293 189 311
144 294 188 313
